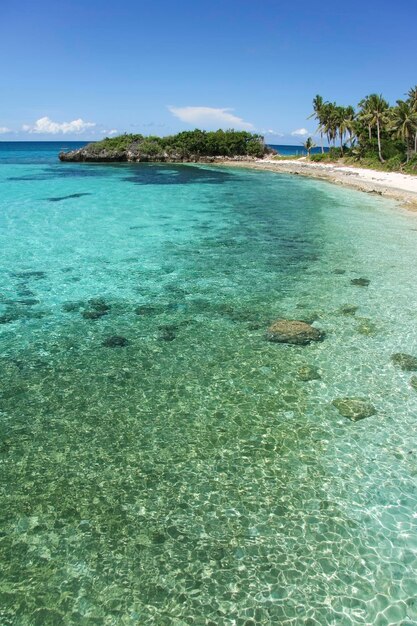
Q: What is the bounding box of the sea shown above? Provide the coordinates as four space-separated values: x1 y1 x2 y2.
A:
269 144 329 157
1 141 417 626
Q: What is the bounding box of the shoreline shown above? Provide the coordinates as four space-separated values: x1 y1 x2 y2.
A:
215 158 417 212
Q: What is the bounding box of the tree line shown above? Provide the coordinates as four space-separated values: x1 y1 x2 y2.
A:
308 88 417 167
93 129 269 158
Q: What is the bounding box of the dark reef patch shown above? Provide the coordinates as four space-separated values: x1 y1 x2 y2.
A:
267 319 325 345
13 299 40 307
351 278 370 287
391 353 417 371
123 164 235 187
88 298 111 313
339 304 359 316
62 301 85 313
82 310 108 320
332 397 376 421
158 324 177 341
13 271 46 280
46 193 91 202
102 335 130 348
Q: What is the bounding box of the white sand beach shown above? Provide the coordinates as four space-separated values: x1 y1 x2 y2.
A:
221 159 417 210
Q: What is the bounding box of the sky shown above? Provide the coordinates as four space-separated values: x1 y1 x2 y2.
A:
1 0 416 144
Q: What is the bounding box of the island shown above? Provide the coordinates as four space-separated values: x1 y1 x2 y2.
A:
59 129 276 162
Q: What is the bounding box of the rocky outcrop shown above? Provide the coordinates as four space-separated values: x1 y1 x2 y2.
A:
59 148 266 163
59 132 276 163
266 320 325 345
332 397 376 421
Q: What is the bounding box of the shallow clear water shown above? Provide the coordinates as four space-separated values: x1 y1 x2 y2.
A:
1 143 417 626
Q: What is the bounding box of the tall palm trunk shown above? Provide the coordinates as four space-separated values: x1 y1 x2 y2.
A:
414 132 417 154
376 119 384 162
368 124 372 141
320 132 324 154
340 131 344 156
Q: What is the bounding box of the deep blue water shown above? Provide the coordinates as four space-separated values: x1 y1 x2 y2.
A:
1 141 417 625
0 141 88 164
269 143 330 156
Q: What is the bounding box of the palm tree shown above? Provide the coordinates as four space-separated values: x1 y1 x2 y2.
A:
345 106 356 147
390 100 417 162
321 102 338 148
333 106 348 155
358 96 373 143
362 94 389 162
407 85 417 153
303 136 316 157
309 95 325 153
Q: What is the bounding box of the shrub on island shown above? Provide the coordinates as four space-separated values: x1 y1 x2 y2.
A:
60 129 275 162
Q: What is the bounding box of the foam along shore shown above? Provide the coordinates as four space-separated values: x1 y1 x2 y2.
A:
218 158 417 210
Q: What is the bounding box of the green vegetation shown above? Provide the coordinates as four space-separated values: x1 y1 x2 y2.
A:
88 129 269 159
303 137 316 157
308 87 417 173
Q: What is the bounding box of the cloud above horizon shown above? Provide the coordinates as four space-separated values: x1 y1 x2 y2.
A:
0 126 11 134
291 128 309 137
22 116 96 134
168 106 254 130
261 129 284 137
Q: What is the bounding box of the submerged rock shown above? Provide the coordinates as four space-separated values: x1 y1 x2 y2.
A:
102 335 129 348
81 298 111 320
62 300 85 313
0 310 21 324
17 288 35 297
410 376 417 391
351 278 370 287
267 320 325 345
391 353 417 371
339 304 359 316
356 317 377 336
82 310 108 320
15 298 40 306
0 305 46 324
332 397 376 421
158 324 177 341
297 365 321 381
135 304 166 316
88 298 111 312
333 269 346 275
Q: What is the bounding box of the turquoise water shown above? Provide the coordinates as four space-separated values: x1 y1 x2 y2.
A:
1 143 417 626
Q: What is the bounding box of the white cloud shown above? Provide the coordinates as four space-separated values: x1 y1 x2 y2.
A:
168 106 254 130
101 129 118 136
261 129 284 137
22 116 96 135
291 128 309 137
0 126 11 134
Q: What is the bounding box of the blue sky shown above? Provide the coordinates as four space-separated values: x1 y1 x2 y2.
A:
1 0 416 143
